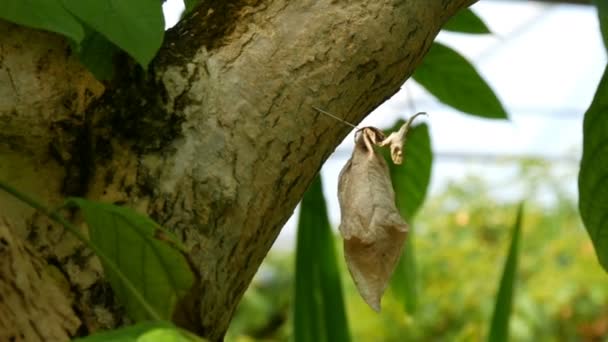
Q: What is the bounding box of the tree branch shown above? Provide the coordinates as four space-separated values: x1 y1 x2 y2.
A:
137 0 476 339
0 0 477 340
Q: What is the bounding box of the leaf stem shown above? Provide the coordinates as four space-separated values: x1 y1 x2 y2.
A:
0 180 162 321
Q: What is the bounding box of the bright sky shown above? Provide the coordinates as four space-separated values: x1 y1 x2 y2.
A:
162 1 607 250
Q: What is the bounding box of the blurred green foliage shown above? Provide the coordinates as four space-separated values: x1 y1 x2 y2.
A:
226 161 608 342
293 175 350 342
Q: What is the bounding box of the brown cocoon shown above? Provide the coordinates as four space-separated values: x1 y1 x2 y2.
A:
338 127 408 311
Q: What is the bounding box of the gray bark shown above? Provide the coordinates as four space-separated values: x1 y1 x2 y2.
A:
0 0 474 340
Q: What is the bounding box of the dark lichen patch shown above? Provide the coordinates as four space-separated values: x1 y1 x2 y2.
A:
47 112 91 196
92 60 185 154
157 0 264 66
36 49 52 73
88 281 116 308
171 64 201 113
0 134 27 151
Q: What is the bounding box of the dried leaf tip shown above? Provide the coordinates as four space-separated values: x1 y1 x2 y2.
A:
380 112 427 164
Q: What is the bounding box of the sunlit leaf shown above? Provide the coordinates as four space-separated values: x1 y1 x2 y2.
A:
137 328 193 342
443 8 491 34
595 0 608 52
383 122 433 314
294 175 351 342
0 1 84 43
578 64 608 272
62 0 164 68
72 321 195 342
413 42 508 120
66 198 194 322
488 204 524 342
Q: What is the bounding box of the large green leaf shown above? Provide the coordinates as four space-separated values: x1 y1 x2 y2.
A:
66 198 194 322
77 30 119 81
294 175 351 342
62 0 164 68
72 321 194 342
442 8 491 34
488 204 524 342
578 64 608 272
383 122 433 314
0 1 84 43
390 239 417 313
413 42 508 120
383 122 433 220
294 199 322 342
595 0 608 52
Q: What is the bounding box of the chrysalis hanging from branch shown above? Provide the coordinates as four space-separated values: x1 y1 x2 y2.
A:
316 107 426 311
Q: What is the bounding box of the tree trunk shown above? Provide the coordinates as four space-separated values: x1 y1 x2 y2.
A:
0 0 475 340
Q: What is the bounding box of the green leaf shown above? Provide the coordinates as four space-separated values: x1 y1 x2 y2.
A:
0 1 84 44
443 8 491 34
66 198 194 322
390 239 417 313
72 321 193 342
383 122 433 220
488 204 524 342
62 0 164 68
315 182 351 342
383 122 433 314
294 175 351 342
578 64 608 272
77 31 119 81
184 0 201 13
137 328 193 342
413 42 508 120
72 321 175 342
595 0 608 52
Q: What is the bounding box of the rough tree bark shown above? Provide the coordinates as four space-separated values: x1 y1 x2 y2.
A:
0 0 475 340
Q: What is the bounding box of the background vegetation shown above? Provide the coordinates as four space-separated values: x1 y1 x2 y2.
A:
228 161 608 341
